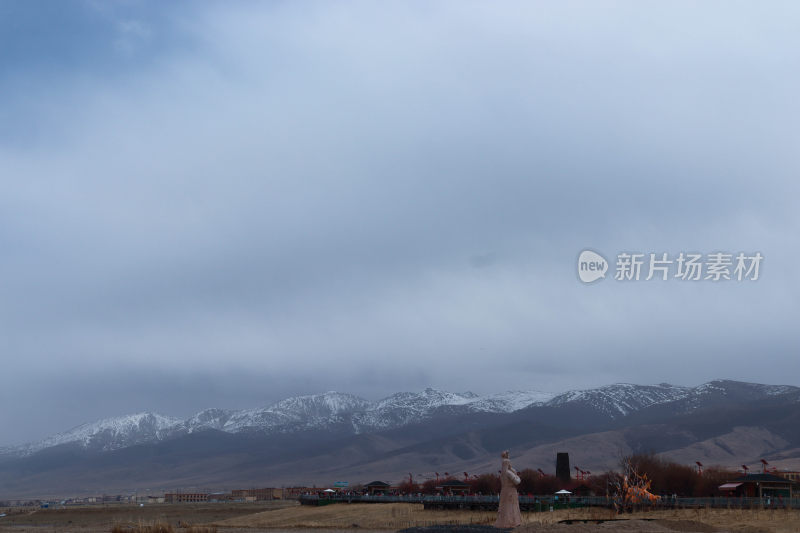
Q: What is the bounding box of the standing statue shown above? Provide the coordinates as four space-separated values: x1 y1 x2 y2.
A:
495 450 522 528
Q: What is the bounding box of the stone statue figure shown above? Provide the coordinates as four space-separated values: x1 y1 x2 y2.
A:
494 450 522 528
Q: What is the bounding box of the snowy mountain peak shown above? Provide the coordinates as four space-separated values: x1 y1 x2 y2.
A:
468 390 556 413
22 412 182 454
9 380 799 457
696 379 796 397
220 392 370 433
183 408 235 432
269 391 370 417
548 383 692 417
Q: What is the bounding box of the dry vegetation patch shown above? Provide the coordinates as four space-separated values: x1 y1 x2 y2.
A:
215 503 800 532
216 503 499 529
110 523 217 533
519 507 800 533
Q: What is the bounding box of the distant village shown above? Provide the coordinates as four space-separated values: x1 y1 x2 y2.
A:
3 453 799 510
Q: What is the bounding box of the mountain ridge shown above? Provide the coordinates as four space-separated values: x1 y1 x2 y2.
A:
6 379 796 457
2 379 800 498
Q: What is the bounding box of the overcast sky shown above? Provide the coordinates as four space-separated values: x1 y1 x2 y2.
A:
1 1 799 446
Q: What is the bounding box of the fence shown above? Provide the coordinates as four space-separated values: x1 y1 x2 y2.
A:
299 493 800 511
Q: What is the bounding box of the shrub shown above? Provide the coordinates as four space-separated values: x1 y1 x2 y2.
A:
110 522 218 533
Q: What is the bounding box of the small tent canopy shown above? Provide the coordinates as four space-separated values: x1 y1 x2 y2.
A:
555 489 572 494
323 489 336 493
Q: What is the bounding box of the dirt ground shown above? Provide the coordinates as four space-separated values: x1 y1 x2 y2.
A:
1 502 799 533
0 501 295 533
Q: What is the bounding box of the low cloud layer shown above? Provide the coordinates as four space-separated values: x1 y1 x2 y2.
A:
1 1 799 445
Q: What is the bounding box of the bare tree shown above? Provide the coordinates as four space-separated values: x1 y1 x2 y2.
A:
610 457 660 513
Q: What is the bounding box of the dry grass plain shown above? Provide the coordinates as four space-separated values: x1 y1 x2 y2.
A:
214 502 800 532
0 501 294 533
2 502 800 533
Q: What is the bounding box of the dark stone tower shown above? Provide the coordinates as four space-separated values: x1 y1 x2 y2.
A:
556 452 571 482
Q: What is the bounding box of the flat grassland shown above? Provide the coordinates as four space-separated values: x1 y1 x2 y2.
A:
0 501 293 533
3 502 800 533
215 503 800 532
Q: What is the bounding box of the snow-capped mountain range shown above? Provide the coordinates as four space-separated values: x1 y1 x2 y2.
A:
5 380 797 457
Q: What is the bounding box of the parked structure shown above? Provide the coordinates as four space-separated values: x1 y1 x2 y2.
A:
164 493 208 503
364 481 392 494
719 473 797 498
231 488 282 501
437 480 471 495
777 470 800 482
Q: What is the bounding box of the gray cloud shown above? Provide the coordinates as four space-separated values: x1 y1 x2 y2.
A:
1 1 799 445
